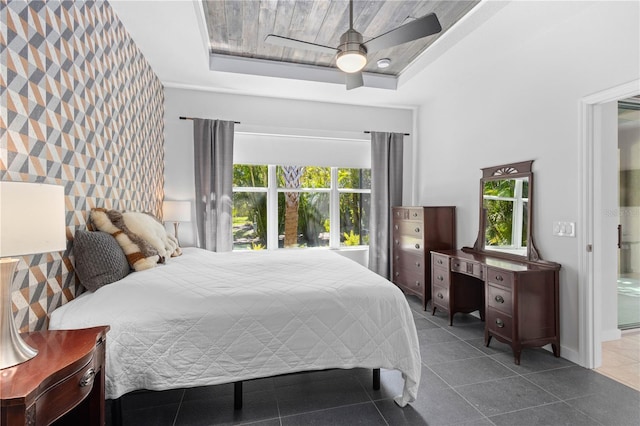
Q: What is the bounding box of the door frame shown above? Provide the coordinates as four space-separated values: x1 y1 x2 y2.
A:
579 79 640 369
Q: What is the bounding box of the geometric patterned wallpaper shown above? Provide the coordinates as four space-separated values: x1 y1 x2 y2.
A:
1 0 164 332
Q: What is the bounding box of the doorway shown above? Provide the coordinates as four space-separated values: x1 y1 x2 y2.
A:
579 80 640 370
617 98 640 330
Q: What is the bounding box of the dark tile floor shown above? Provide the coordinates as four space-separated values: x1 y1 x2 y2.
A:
107 295 640 426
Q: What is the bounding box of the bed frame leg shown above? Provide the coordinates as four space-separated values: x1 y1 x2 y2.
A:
373 368 380 390
234 381 243 410
111 398 123 426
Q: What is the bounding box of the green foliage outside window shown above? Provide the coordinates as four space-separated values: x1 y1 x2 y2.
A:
483 179 528 248
232 165 370 250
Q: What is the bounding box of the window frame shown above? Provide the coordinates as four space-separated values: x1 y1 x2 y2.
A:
233 164 370 250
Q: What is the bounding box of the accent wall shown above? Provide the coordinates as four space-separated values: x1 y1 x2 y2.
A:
0 1 164 331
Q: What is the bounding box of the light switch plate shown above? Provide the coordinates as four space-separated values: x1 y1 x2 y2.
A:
553 221 576 237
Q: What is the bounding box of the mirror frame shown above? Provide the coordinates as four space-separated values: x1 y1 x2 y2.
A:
471 160 542 262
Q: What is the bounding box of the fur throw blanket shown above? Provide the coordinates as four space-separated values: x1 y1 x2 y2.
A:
121 211 182 259
90 208 182 272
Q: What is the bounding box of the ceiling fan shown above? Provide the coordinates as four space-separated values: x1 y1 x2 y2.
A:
265 0 442 90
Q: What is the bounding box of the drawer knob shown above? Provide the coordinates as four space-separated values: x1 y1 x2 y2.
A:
395 272 399 277
455 263 460 268
495 295 505 304
437 293 444 299
414 227 420 233
437 259 443 265
496 275 504 282
80 368 96 388
495 319 505 328
437 275 444 281
413 212 418 217
415 281 421 286
415 243 420 249
394 225 399 230
415 262 421 267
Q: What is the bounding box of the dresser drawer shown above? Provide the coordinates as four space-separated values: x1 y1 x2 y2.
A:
431 266 450 288
488 284 513 315
35 352 98 425
393 207 424 221
392 234 424 253
487 268 514 288
451 259 484 279
432 253 448 268
393 267 425 292
393 220 424 239
487 307 513 341
432 284 449 308
394 251 424 273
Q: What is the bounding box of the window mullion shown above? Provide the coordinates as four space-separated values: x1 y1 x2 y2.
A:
267 164 278 250
330 167 340 249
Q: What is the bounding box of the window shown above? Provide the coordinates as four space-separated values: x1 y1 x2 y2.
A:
233 164 370 250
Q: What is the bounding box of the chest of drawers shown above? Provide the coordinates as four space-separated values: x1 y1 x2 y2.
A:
391 206 456 310
431 249 560 365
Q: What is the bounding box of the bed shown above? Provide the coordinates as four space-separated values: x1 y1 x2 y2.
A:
49 247 421 407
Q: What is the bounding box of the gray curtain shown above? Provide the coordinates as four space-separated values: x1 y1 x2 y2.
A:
368 132 404 279
193 119 235 252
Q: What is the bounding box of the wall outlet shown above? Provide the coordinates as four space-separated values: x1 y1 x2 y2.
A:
553 221 576 237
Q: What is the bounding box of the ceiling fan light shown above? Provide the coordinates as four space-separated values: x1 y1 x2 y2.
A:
337 51 367 73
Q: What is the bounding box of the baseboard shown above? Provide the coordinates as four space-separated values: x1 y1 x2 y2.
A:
601 328 622 342
558 344 581 366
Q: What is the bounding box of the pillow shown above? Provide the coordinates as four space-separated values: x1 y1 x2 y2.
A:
90 208 162 271
73 230 131 292
121 211 182 258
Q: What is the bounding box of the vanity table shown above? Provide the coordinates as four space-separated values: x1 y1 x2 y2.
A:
431 161 561 365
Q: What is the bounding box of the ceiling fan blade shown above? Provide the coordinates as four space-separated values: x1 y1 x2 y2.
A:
346 72 364 90
265 34 337 55
363 13 442 53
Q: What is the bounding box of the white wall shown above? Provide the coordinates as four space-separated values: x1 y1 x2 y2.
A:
163 88 414 253
411 1 639 362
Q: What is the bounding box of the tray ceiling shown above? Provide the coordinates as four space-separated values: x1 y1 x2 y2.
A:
202 0 480 77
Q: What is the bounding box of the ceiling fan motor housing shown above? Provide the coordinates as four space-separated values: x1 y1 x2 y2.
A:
336 29 367 73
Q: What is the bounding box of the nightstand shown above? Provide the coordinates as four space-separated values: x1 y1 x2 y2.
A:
1 326 109 426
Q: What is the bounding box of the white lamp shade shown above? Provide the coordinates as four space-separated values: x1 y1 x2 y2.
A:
0 182 66 257
163 200 191 222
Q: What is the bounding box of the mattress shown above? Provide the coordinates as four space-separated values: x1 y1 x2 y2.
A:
49 247 421 406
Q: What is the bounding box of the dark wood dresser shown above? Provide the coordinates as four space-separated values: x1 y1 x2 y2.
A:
431 249 560 364
391 206 456 310
1 326 109 426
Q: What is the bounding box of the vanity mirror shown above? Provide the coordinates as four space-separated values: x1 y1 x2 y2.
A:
470 160 542 262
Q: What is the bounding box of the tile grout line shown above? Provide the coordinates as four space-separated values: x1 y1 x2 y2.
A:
516 369 607 426
171 389 186 426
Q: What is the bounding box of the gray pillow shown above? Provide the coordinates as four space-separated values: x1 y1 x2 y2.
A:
73 230 131 292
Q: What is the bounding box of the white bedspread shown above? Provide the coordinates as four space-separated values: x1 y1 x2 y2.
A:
49 248 421 405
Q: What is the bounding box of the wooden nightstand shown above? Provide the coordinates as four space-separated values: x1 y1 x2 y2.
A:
1 326 109 426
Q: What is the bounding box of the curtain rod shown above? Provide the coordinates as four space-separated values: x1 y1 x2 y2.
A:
364 131 410 136
180 116 241 124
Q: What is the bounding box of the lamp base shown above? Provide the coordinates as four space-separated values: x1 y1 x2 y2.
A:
0 258 38 369
173 222 180 246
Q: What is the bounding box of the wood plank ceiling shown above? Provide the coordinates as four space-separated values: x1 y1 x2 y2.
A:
202 0 480 76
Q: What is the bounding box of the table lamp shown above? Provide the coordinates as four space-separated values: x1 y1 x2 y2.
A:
0 182 66 369
162 200 191 245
